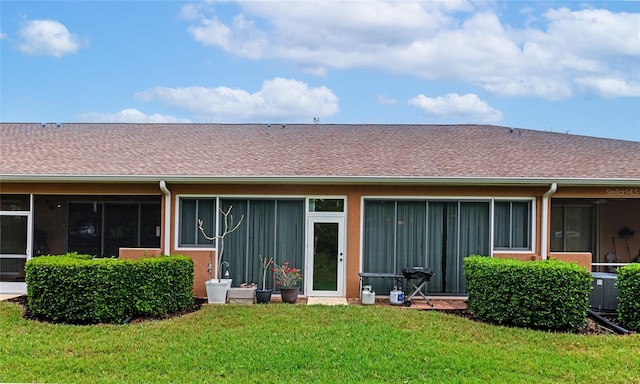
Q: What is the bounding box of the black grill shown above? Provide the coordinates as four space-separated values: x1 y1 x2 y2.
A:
401 267 434 280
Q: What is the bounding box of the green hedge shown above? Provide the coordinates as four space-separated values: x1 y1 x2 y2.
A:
25 254 194 324
616 263 640 331
464 256 592 331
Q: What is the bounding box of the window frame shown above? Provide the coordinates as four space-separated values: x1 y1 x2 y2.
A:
176 196 218 249
492 199 534 252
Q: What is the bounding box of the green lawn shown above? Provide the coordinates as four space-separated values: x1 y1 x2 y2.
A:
1 302 638 383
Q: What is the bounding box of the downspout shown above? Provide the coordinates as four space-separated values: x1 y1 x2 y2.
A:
159 180 171 256
540 183 558 260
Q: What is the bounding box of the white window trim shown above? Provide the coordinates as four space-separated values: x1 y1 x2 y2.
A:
174 195 219 251
492 197 537 253
306 196 348 215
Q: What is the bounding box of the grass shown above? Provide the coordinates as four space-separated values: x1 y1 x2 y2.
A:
1 302 639 383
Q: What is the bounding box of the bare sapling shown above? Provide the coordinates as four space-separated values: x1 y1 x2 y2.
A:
198 206 244 282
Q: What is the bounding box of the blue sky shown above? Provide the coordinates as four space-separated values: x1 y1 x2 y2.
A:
1 0 639 141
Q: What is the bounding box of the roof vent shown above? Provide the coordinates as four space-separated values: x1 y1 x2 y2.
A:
56 123 63 128
267 124 271 129
281 124 286 129
41 123 47 128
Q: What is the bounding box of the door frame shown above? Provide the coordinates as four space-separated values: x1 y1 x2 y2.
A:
0 194 33 294
305 214 346 297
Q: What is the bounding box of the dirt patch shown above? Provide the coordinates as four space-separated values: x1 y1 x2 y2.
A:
434 308 633 336
5 295 634 334
6 295 206 325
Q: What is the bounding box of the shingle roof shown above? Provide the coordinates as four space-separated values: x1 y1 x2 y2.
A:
1 123 639 184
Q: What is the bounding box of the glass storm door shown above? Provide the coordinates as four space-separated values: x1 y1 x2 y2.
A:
0 194 32 294
306 216 345 297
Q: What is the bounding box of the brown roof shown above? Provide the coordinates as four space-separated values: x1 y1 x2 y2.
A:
1 123 639 184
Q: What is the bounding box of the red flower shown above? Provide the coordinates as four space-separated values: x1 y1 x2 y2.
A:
272 261 303 288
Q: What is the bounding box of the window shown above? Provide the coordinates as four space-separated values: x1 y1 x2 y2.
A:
0 194 30 211
494 201 532 250
179 198 216 247
309 198 344 212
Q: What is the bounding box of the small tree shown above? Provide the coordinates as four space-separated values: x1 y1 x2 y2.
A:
198 206 244 282
258 254 274 291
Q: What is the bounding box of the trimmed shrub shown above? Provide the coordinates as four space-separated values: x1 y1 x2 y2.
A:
25 254 194 324
57 252 94 260
464 256 592 331
616 263 640 331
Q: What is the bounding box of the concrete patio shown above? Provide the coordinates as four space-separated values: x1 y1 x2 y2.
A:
347 297 468 310
302 296 467 310
0 294 22 302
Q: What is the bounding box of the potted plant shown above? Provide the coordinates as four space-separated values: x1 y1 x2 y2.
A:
255 254 274 304
273 261 303 304
198 206 243 304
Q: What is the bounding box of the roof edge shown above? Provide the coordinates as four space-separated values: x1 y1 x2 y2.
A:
1 174 639 187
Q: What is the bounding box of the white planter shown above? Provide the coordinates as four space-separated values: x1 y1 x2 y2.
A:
205 279 233 304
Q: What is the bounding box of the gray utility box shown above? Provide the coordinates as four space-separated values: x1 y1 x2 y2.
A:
588 272 618 312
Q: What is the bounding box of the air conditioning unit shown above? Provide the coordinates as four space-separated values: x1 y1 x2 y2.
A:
589 272 618 312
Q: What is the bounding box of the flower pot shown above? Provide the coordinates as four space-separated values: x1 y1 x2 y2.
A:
279 287 299 304
205 279 233 304
255 289 273 304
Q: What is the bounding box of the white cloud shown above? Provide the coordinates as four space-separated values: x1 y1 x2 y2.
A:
77 109 191 123
542 8 640 57
183 2 640 99
0 31 7 40
135 77 339 121
17 19 86 57
574 77 640 98
185 1 466 69
408 93 503 123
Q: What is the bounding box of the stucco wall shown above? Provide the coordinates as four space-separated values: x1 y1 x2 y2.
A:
493 253 541 262
4 181 639 298
165 183 550 298
119 248 163 259
548 252 592 270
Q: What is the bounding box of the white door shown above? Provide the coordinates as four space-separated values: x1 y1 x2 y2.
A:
0 195 32 294
306 216 345 297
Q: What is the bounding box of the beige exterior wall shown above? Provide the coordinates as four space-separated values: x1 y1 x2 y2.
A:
493 254 541 262
549 252 592 270
3 181 638 297
164 183 549 298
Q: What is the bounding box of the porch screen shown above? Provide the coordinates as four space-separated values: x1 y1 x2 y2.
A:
68 201 161 257
363 200 489 295
550 204 594 252
220 199 304 291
